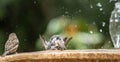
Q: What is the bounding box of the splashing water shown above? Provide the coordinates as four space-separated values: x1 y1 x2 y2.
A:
109 0 118 3
90 4 93 8
96 3 103 11
99 29 103 32
89 0 93 8
109 2 120 48
34 1 36 4
102 22 106 27
96 3 102 7
89 31 93 34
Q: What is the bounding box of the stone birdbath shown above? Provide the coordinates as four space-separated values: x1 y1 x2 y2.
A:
0 49 120 62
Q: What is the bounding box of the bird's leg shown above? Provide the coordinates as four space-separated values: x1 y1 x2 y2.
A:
15 52 17 54
2 51 9 57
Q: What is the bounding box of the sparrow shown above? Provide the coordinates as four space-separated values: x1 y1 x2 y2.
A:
2 33 19 57
40 35 72 50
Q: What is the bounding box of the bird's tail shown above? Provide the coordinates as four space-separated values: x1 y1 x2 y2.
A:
2 51 9 57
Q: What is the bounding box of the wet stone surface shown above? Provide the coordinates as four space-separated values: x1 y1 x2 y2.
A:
0 49 120 62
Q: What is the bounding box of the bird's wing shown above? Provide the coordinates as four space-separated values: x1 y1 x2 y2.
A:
64 37 72 46
39 35 48 49
5 38 19 51
63 37 67 43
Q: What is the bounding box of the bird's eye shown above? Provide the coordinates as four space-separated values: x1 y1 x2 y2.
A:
56 37 61 40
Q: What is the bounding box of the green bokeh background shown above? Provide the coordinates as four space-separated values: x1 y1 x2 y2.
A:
0 0 118 55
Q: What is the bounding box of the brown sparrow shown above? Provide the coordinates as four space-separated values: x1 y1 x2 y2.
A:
2 33 19 57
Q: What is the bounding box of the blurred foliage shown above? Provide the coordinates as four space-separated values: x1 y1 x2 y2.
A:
0 0 119 55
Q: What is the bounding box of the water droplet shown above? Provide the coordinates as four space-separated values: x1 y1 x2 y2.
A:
96 3 103 11
78 10 81 12
96 3 102 7
65 11 69 14
99 8 103 11
115 13 117 18
110 19 113 22
90 5 93 8
89 0 93 8
99 29 103 32
102 22 106 27
118 10 120 12
115 19 119 22
34 1 36 4
109 0 117 3
89 31 93 34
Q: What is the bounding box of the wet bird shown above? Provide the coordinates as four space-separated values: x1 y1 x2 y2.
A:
2 33 19 57
40 35 72 50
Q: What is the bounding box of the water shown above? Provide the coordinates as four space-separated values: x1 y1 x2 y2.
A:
89 31 93 34
109 0 118 3
99 29 103 32
34 1 36 4
109 2 120 48
90 4 93 8
96 3 102 7
89 0 93 8
102 22 106 27
96 3 103 11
